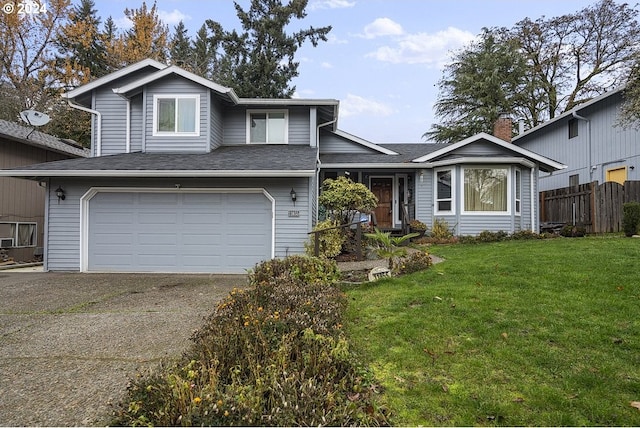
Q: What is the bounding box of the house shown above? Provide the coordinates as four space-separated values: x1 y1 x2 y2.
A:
0 119 88 262
0 59 564 274
512 87 640 191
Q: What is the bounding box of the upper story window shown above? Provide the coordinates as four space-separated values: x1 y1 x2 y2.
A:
247 110 288 144
434 168 455 214
462 167 509 214
153 95 200 136
568 118 578 139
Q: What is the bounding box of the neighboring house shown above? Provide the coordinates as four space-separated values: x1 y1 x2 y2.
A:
512 87 640 191
0 119 89 262
0 59 564 274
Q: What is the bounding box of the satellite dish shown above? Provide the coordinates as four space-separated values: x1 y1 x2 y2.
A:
20 110 51 127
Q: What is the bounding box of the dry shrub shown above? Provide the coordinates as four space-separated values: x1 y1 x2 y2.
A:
112 256 388 427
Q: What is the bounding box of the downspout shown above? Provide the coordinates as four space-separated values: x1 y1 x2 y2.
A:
125 99 131 153
315 118 338 223
67 99 102 157
572 111 592 181
531 167 536 232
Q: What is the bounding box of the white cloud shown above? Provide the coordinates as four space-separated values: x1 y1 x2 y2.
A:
321 62 333 69
366 26 475 66
158 9 192 27
362 17 404 39
340 93 394 118
309 0 356 11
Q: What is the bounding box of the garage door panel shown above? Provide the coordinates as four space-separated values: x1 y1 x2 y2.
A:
88 191 272 273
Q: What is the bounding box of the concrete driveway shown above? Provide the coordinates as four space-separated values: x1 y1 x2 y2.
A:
0 271 242 426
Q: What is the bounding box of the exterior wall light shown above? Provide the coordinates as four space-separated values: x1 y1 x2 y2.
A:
55 186 66 202
290 188 297 205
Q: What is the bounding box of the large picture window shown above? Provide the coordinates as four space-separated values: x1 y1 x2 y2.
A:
153 95 199 136
248 110 287 144
515 169 522 214
434 168 454 214
463 167 509 213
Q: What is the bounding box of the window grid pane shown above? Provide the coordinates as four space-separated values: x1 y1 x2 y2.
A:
177 98 196 132
250 113 267 143
157 99 176 132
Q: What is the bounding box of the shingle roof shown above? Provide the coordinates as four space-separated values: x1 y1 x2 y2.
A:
2 145 317 177
0 119 89 158
320 143 443 165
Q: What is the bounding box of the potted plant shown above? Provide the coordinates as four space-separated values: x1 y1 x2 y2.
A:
408 219 427 237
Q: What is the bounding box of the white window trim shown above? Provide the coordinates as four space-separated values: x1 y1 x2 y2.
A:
515 168 522 216
461 166 512 216
0 221 37 248
246 109 289 144
152 94 200 137
434 167 455 215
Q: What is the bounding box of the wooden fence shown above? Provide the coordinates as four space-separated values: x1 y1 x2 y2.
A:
539 181 640 233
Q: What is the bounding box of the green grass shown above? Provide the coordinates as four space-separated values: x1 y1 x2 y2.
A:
344 236 640 426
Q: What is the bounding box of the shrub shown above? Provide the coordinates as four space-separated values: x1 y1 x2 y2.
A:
304 219 345 259
319 177 378 224
559 224 586 237
397 251 433 275
431 218 453 239
248 255 340 287
510 230 543 240
622 202 640 237
111 256 388 427
408 219 427 231
476 230 509 242
365 228 419 270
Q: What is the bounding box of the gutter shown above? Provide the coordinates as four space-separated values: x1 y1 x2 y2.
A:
315 118 337 223
572 111 592 180
0 170 316 178
66 99 102 157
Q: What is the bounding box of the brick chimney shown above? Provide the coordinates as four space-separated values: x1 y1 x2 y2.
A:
493 112 512 142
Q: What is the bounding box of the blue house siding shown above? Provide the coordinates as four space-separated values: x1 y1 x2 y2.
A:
319 132 376 154
144 77 210 153
91 69 161 156
44 177 310 272
221 106 311 146
515 90 640 191
210 97 224 150
130 95 143 152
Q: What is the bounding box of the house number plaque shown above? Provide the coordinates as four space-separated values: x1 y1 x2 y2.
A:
288 210 300 217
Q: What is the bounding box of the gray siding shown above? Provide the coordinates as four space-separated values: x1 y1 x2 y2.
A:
44 177 311 271
222 106 311 146
130 95 143 152
144 77 209 153
46 179 82 271
319 131 377 154
210 96 224 150
92 69 159 156
413 165 537 236
516 92 640 191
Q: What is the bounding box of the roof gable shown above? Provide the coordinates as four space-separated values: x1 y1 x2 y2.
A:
327 129 398 155
113 65 240 104
62 58 166 100
412 132 565 172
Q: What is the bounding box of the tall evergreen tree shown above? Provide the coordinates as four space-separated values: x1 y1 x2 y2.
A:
169 21 192 69
54 0 108 86
424 28 528 144
206 0 331 97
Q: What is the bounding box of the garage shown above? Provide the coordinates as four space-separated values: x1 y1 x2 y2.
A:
85 190 273 273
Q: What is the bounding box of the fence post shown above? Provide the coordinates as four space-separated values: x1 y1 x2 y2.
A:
355 222 362 261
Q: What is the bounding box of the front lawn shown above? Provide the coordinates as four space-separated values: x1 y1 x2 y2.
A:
345 236 640 426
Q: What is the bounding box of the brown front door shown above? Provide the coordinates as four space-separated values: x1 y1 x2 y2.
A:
371 177 393 229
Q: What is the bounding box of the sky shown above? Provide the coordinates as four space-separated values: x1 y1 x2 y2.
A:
91 0 595 143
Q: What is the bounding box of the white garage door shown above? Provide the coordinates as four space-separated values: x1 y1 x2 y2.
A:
87 191 272 273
